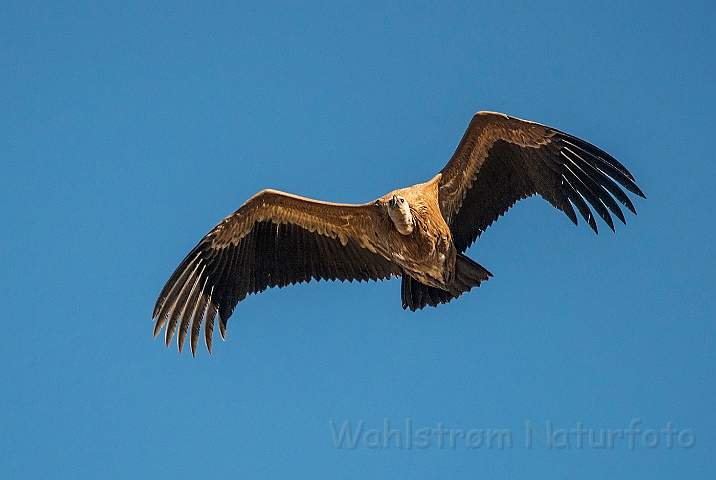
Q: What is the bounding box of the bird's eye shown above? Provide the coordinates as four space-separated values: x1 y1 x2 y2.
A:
399 198 405 203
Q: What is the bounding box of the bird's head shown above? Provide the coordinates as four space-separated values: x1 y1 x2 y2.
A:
387 195 414 235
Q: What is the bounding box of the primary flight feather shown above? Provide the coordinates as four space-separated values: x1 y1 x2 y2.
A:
153 111 645 355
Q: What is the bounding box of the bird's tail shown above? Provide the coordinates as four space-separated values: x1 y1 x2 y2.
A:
401 253 492 311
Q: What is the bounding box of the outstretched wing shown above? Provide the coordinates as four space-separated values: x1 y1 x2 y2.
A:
152 189 400 355
438 111 646 252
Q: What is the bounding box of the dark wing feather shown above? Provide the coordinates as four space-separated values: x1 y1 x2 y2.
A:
438 112 645 252
153 190 400 355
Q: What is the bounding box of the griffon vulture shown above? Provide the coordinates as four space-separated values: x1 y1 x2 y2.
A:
153 111 645 355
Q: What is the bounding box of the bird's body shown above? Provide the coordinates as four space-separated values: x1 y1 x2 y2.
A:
153 111 645 355
381 180 457 289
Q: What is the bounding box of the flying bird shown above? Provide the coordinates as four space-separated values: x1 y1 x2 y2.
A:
153 111 645 355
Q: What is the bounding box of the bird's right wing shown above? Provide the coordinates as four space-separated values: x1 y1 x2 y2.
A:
152 190 400 355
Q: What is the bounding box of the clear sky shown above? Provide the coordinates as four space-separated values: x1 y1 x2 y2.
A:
1 1 714 478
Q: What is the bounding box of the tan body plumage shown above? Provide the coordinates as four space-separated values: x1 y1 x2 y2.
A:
153 111 645 355
379 180 456 289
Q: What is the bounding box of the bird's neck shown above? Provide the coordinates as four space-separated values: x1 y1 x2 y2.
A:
389 207 415 235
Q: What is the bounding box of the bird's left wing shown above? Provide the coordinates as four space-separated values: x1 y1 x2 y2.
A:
437 112 645 252
152 189 400 355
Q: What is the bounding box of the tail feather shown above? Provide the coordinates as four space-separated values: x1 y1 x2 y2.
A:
401 253 492 311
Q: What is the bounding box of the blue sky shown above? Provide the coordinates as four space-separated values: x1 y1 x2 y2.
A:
1 1 714 478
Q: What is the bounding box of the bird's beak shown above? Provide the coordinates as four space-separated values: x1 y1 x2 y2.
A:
391 195 398 204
